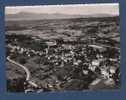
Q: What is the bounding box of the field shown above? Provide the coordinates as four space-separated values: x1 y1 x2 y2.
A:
6 16 120 92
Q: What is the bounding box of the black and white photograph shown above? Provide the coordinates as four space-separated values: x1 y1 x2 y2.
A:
5 3 120 93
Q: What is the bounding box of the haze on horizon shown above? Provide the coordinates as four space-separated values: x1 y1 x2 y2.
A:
5 3 119 16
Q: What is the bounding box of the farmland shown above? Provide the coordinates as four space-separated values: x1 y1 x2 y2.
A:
6 16 120 92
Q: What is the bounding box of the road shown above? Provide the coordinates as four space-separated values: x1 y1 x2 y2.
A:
7 56 38 88
89 44 120 50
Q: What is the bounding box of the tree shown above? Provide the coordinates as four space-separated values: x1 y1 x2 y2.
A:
19 57 26 64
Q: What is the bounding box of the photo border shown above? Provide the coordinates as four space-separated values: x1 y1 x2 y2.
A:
0 0 125 100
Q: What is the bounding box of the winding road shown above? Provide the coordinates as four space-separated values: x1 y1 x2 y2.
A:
7 56 38 88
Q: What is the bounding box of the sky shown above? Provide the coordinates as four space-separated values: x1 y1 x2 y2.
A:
5 3 119 15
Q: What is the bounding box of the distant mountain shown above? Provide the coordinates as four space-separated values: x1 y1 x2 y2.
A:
5 12 117 21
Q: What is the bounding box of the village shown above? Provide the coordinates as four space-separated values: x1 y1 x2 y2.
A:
6 33 120 92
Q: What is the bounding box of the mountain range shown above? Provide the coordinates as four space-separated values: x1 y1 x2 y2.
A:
6 12 118 21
